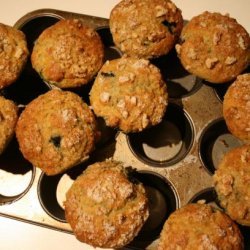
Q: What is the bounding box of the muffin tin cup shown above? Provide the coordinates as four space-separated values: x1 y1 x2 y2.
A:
198 117 244 175
38 172 68 223
0 8 248 250
0 138 36 205
130 170 179 242
127 103 194 167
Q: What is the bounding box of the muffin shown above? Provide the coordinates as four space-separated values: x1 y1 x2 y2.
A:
65 160 149 248
158 203 244 250
0 23 29 89
175 11 250 83
213 145 250 226
16 89 98 175
89 57 168 133
110 0 183 59
0 96 18 154
223 73 250 142
31 19 104 88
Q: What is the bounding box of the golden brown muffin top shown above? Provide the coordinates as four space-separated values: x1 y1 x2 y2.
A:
0 96 18 154
158 203 244 250
31 19 104 88
110 0 183 59
176 11 249 83
213 144 250 226
223 73 250 142
0 23 29 89
16 89 98 175
65 160 149 248
90 56 168 133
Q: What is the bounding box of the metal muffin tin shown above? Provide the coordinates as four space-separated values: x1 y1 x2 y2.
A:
0 8 249 249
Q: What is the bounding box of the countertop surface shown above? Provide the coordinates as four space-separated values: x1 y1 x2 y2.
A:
0 0 249 250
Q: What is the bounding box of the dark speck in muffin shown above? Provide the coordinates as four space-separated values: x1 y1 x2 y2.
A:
101 72 115 77
161 20 176 35
49 136 61 148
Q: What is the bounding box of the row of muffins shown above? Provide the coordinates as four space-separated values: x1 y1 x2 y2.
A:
1 0 249 162
0 0 249 249
212 73 250 229
0 0 249 91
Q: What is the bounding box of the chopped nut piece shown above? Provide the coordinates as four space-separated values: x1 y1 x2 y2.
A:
216 24 228 30
167 2 176 13
118 73 135 83
159 96 167 105
175 44 181 54
205 57 219 69
187 48 197 60
131 32 139 38
142 113 149 129
213 32 222 45
119 75 130 83
128 72 136 82
200 22 207 28
117 99 126 109
225 56 237 65
237 35 246 50
122 110 128 119
130 96 137 105
197 199 206 204
14 47 24 59
220 174 234 196
155 5 168 17
132 59 149 69
243 94 250 101
100 92 110 103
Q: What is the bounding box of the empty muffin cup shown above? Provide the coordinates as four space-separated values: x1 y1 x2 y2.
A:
37 161 92 223
199 118 244 175
0 138 35 205
127 103 194 167
37 162 88 223
38 172 72 223
188 187 220 208
124 170 179 249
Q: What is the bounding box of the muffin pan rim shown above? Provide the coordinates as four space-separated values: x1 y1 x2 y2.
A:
0 7 247 250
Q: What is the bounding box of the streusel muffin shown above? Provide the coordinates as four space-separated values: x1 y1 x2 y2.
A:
158 203 243 250
176 11 249 83
31 19 104 88
223 73 250 142
110 0 183 59
65 160 149 248
16 89 98 175
213 145 250 226
0 23 29 89
89 57 168 133
0 96 18 154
